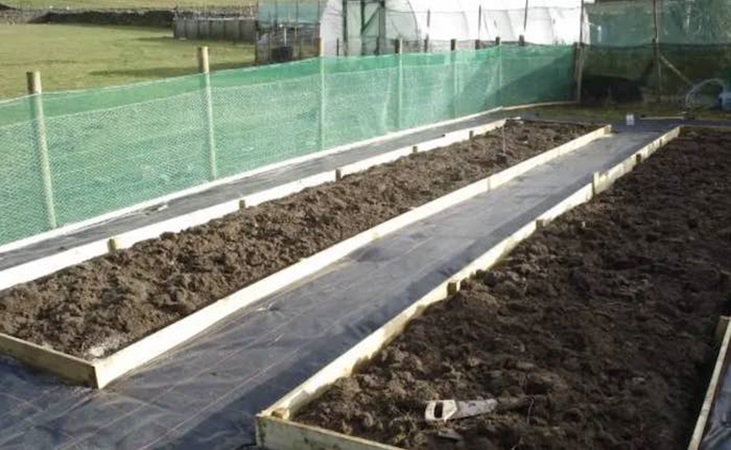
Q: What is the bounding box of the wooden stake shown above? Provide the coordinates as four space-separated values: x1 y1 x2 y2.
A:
197 47 217 181
317 37 325 150
652 0 662 97
574 42 585 104
447 281 459 296
26 71 57 229
107 238 119 252
395 39 404 130
451 39 458 118
592 172 601 196
496 37 503 105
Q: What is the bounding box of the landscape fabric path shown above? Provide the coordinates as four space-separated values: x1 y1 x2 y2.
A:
0 125 682 449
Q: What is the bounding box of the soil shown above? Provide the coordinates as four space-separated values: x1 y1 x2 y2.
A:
0 121 593 359
295 128 731 450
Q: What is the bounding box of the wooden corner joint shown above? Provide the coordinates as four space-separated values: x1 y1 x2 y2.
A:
271 408 290 420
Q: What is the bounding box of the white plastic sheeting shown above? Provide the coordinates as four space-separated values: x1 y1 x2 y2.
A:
319 0 593 55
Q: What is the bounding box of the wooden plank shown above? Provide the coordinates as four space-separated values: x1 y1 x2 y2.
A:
258 416 400 450
242 172 338 208
0 332 97 387
688 317 731 450
256 127 683 450
594 128 681 196
502 100 577 111
337 119 506 178
90 124 609 388
0 119 509 292
0 123 609 389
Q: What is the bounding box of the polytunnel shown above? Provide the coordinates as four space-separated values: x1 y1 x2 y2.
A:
312 0 593 55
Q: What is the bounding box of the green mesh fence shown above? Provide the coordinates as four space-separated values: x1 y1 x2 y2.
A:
0 45 574 247
587 0 731 46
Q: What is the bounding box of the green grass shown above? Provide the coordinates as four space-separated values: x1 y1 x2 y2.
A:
2 0 256 9
0 24 254 99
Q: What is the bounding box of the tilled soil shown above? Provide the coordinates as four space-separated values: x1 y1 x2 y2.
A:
0 121 593 359
296 128 731 450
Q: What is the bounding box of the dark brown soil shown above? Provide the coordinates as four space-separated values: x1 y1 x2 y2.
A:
296 128 731 450
0 121 593 359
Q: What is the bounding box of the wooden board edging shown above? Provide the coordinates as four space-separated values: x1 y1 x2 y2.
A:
0 124 608 388
0 331 97 387
255 127 683 450
85 124 609 388
0 118 514 293
688 316 731 450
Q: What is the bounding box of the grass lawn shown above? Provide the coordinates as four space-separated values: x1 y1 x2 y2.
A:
0 23 254 98
2 0 256 8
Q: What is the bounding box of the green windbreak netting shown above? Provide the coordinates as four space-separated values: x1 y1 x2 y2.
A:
0 45 574 246
257 0 327 25
588 0 731 46
582 43 731 100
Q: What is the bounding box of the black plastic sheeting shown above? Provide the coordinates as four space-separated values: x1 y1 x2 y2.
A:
0 128 669 449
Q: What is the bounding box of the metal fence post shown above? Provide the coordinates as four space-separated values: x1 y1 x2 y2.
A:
197 46 217 181
26 71 57 229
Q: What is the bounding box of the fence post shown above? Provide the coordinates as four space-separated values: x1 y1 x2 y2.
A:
395 39 403 130
522 0 529 44
652 0 662 98
26 71 57 230
451 38 458 118
496 36 503 106
317 37 325 150
197 46 217 181
477 5 482 41
574 42 585 104
423 8 431 53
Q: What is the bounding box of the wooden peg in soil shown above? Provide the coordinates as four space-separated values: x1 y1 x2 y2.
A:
447 280 460 296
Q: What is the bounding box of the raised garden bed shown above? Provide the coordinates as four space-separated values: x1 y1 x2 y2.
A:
258 128 731 449
0 120 600 387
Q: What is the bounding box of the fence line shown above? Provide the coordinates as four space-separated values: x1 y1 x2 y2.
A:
0 42 576 247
